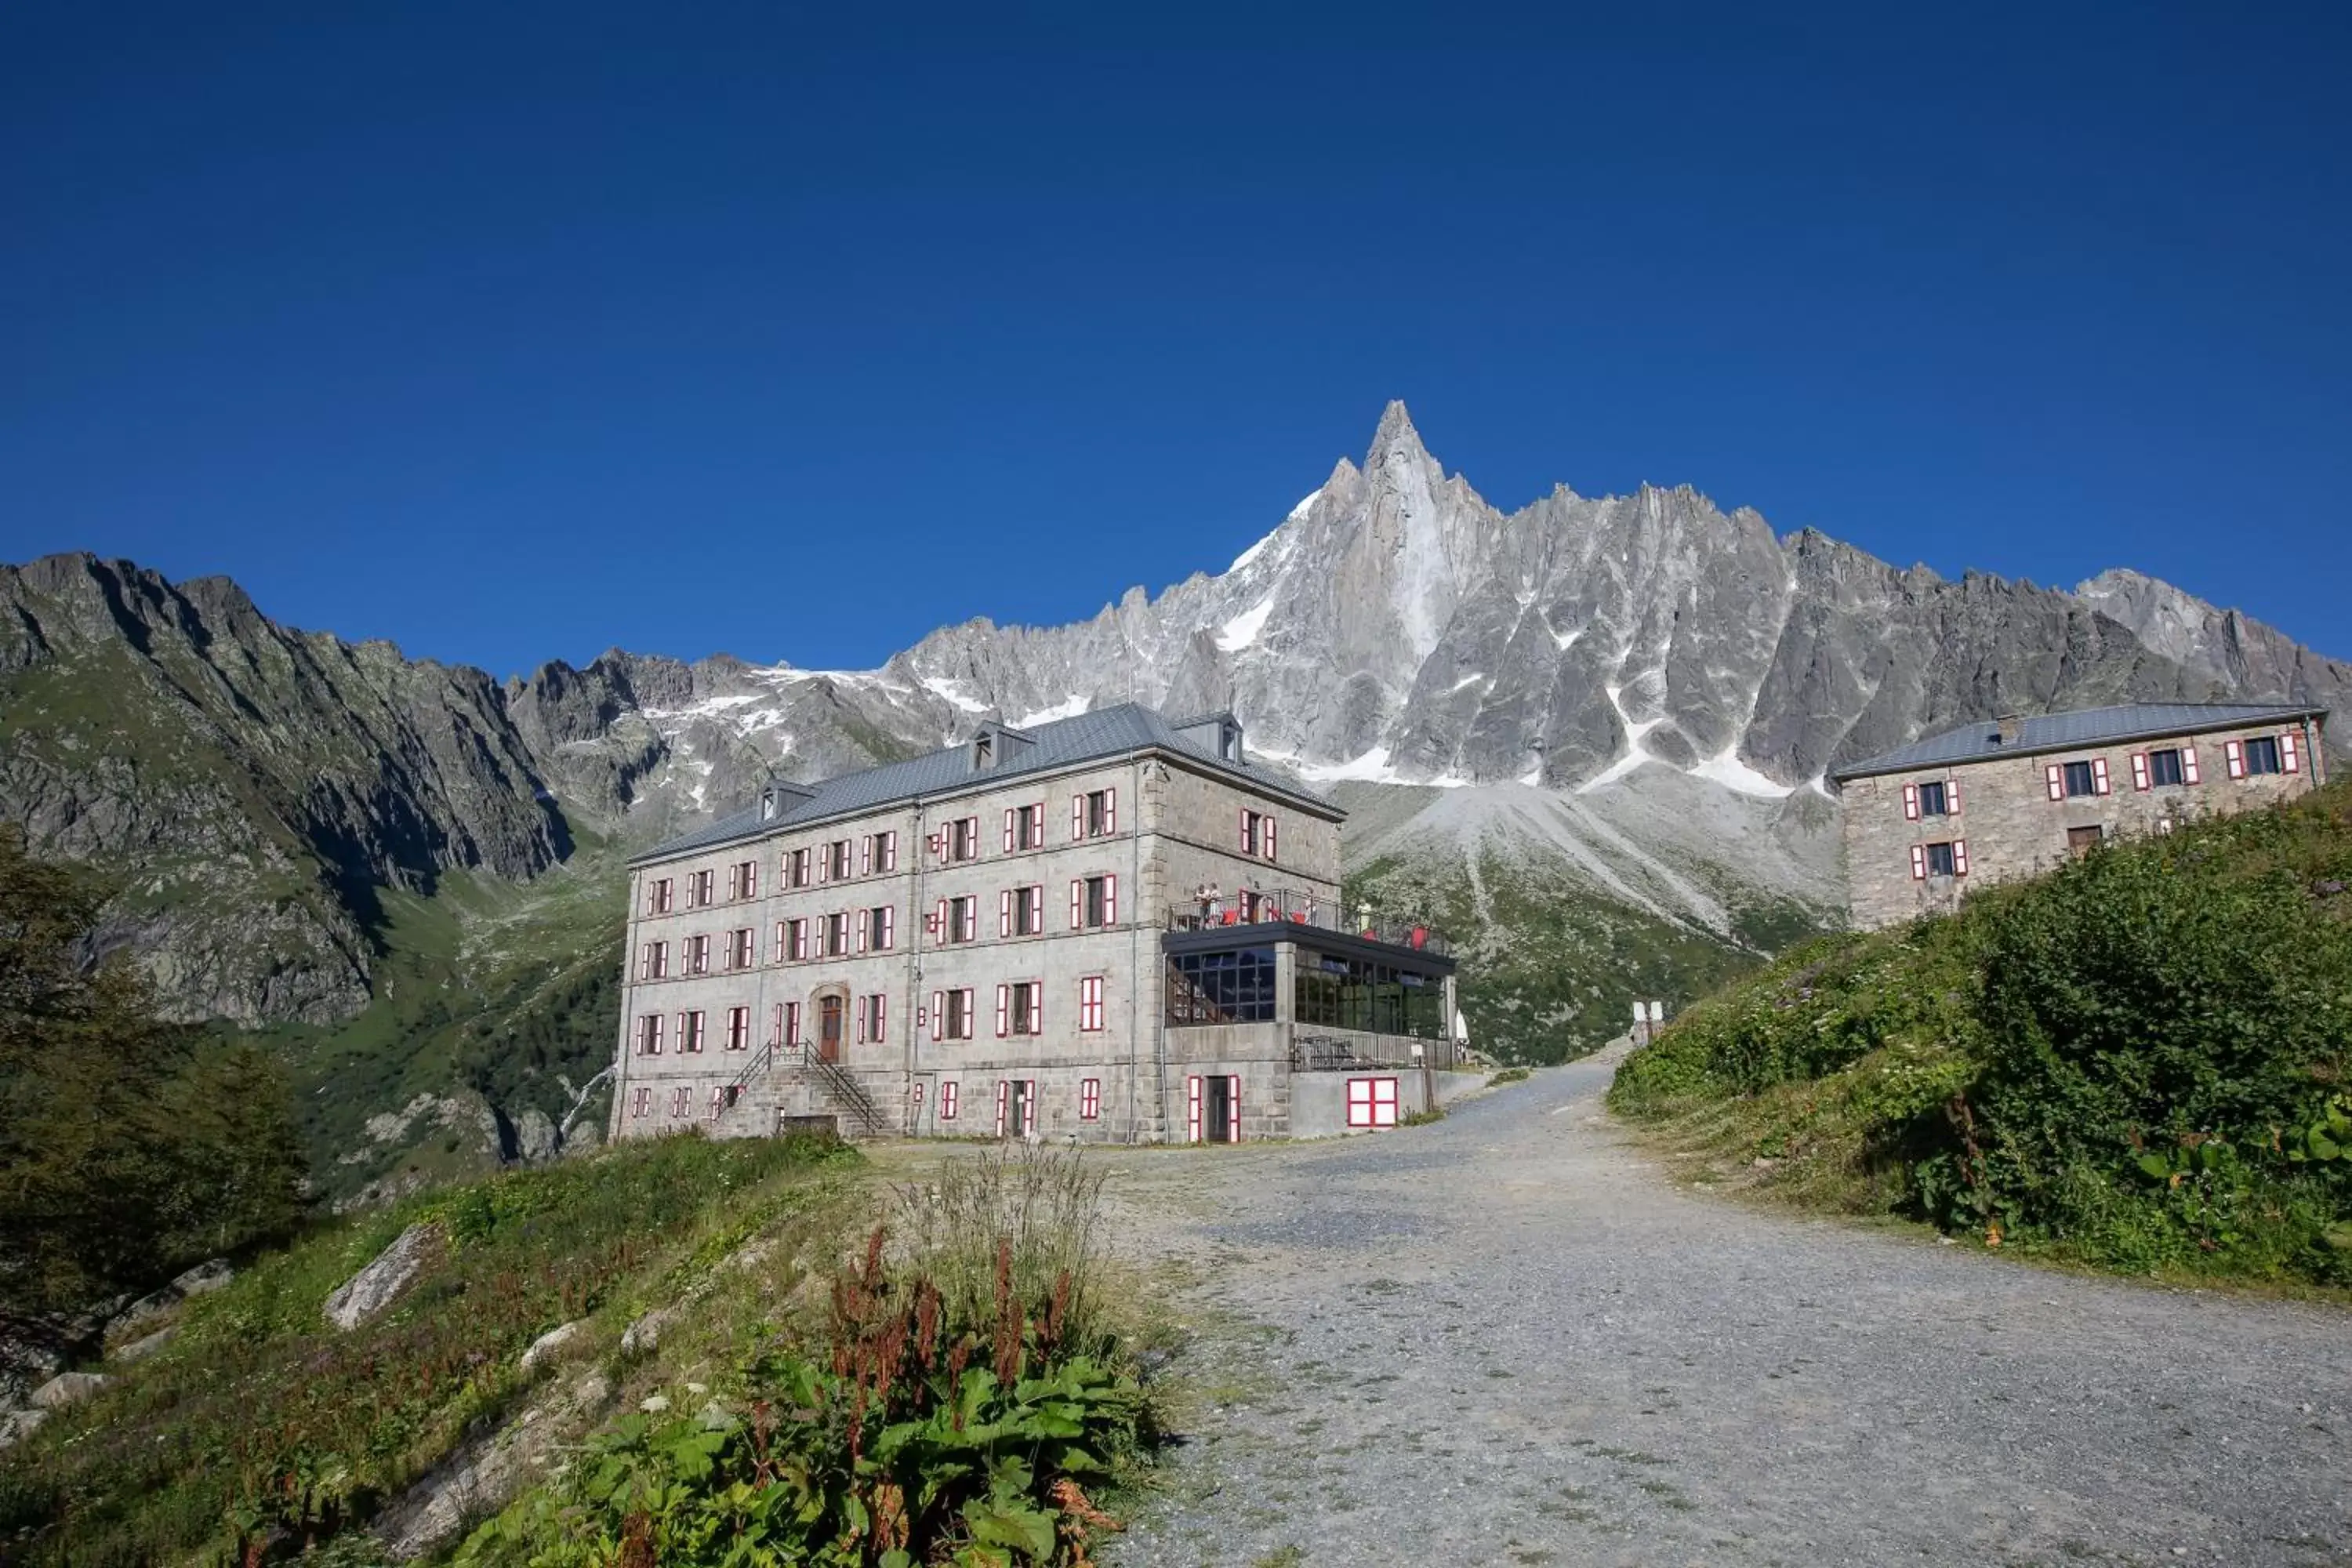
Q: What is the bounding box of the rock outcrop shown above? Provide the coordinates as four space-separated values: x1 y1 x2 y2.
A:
323 1223 442 1330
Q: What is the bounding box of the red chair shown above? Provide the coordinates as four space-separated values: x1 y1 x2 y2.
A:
1408 927 1428 950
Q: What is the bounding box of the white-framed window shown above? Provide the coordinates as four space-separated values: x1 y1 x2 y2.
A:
940 1080 960 1120
635 1014 664 1054
1080 1078 1101 1120
725 1005 750 1051
1346 1076 1399 1129
1070 874 1118 929
1078 975 1105 1032
1073 789 1116 840
679 1010 706 1053
1908 840 1969 880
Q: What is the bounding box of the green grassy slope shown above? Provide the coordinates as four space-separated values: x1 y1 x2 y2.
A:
1612 782 2352 1287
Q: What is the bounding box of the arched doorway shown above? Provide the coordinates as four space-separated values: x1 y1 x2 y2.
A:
812 985 848 1065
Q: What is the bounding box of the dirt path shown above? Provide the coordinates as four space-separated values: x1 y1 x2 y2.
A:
1088 1051 2351 1568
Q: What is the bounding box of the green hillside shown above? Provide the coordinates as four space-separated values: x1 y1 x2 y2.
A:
1612 782 2352 1287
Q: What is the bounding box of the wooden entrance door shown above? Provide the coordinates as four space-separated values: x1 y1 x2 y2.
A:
818 995 844 1063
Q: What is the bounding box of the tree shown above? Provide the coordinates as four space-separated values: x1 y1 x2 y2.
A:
0 827 308 1366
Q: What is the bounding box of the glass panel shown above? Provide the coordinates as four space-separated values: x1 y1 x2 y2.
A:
1164 946 1277 1025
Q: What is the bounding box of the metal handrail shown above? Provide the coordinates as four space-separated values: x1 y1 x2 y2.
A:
1290 1032 1457 1073
1166 895 1451 956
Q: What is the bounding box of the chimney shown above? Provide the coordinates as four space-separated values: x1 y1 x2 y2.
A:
1994 714 2023 746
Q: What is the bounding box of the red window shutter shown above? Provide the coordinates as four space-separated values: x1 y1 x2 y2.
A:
2045 763 2064 801
2182 745 2201 784
1105 873 1118 924
885 832 898 873
1902 783 1919 821
942 1081 956 1119
996 984 1010 1037
930 991 943 1042
1104 789 1116 833
1265 815 1278 862
1003 808 1015 852
1227 1076 1242 1142
1949 779 1962 814
998 888 1011 938
2092 757 2111 795
2226 739 2245 779
1910 844 1927 881
1072 795 1084 839
1070 879 1083 930
994 1080 1008 1136
874 994 887 1039
1240 807 1250 851
1028 982 1042 1035
861 838 871 875
1187 1076 1203 1142
933 898 946 938
856 915 869 953
2283 731 2302 773
2131 753 2150 790
880 906 894 949
1954 839 1969 877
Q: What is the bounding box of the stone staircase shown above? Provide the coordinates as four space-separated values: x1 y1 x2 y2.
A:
708 1041 897 1141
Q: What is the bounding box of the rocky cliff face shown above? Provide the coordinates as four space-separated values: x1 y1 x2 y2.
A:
5 404 2346 1036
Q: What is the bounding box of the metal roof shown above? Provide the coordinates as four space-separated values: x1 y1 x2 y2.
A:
632 701 1341 865
1832 702 2328 782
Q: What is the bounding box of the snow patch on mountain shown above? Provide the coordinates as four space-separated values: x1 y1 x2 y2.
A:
1214 596 1276 652
1014 693 1090 728
1688 749 1794 800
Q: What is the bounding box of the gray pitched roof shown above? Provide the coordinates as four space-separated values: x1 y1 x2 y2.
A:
632 702 1340 865
1832 702 2328 782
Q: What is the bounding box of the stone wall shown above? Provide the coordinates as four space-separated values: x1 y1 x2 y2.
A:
1840 715 2326 929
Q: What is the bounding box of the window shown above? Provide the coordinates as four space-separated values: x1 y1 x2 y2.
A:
2244 736 2283 775
646 877 674 915
725 1006 750 1051
1075 789 1116 840
635 1014 665 1054
862 831 898 873
1187 1075 1241 1144
2063 760 2097 797
783 1000 801 1047
865 905 895 951
1006 884 1044 936
1007 803 1044 851
946 817 979 862
944 896 978 943
1073 874 1118 930
856 993 889 1044
999 980 1043 1037
1346 1077 1401 1130
679 1010 706 1054
639 941 669 980
940 1080 959 1120
2145 749 2185 787
1293 953 1450 1038
729 859 758 901
687 869 714 908
1167 947 1278 1025
2067 825 2104 858
726 927 755 970
786 848 810 888
932 987 975 1041
669 1087 691 1118
782 918 808 961
1916 782 1948 818
822 912 848 956
1080 1078 1101 1120
1078 975 1105 1032
1240 809 1278 860
632 1085 652 1117
1907 840 1970 880
709 1085 735 1120
827 840 853 880
684 934 711 975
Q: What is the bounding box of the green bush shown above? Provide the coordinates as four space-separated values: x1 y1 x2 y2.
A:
1611 782 2352 1285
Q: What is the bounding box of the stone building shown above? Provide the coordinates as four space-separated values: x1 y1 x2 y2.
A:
607 704 1463 1144
1832 702 2329 929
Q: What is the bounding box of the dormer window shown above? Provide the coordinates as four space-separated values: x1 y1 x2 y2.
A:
1220 721 1243 762
974 732 994 769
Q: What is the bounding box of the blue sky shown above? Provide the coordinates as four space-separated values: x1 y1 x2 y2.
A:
4 5 2347 678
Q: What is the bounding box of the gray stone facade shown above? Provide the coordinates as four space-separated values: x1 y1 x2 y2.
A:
608 707 1457 1144
1835 708 2328 930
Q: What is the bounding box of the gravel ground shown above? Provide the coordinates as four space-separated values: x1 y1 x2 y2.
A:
1090 1047 2352 1568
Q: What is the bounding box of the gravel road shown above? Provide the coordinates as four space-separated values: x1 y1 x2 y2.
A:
1093 1047 2351 1568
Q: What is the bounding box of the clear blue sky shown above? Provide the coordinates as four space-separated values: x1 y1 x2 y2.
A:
4 5 2347 678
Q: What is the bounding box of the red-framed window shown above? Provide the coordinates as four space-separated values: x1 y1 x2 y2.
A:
635 1014 664 1054
646 877 674 915
726 927 755 970
1346 1076 1400 1129
707 1084 732 1121
995 981 1042 1037
1185 1075 1242 1144
1240 809 1278 861
728 859 758 901
631 1085 652 1117
940 1080 960 1120
1078 975 1105 1032
785 848 810 888
1080 1078 1101 1120
1070 874 1118 929
638 941 669 980
678 1010 706 1054
855 993 889 1045
1072 789 1117 840
725 1006 750 1051
668 1086 691 1118
682 934 710 975
783 1000 801 1047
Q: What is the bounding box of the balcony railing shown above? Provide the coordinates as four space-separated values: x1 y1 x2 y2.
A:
1291 1031 1460 1073
1165 886 1450 956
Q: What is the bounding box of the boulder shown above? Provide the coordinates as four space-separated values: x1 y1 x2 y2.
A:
518 1320 583 1374
619 1306 678 1356
0 1408 47 1450
114 1325 177 1363
30 1371 108 1409
372 1370 612 1561
324 1222 442 1330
